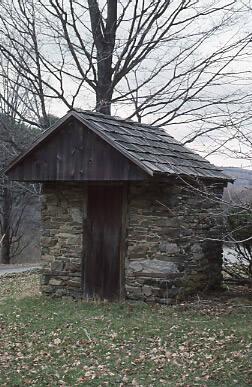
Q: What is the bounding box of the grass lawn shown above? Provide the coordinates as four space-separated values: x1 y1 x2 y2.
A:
0 274 251 386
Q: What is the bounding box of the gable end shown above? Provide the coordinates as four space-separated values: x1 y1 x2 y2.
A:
6 118 148 181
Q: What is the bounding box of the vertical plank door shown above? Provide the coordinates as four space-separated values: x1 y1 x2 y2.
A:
85 185 123 300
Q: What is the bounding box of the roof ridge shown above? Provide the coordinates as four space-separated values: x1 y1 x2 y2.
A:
74 110 219 161
72 108 165 131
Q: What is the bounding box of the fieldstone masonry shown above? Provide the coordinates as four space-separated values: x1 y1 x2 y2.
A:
40 183 86 297
40 180 224 302
125 182 223 303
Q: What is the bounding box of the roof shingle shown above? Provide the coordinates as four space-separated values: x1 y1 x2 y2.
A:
75 109 230 182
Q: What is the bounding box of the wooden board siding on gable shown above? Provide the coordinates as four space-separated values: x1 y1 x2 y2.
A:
7 120 147 181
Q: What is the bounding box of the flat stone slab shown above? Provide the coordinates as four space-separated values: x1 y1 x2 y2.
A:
127 259 179 275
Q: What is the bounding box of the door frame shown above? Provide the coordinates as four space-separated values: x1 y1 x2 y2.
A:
81 182 128 300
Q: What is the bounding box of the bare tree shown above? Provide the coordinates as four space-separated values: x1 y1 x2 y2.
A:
222 189 252 285
0 113 39 264
0 182 31 264
0 1 251 123
0 56 42 264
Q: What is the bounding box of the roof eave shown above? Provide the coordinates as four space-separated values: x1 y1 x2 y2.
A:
152 170 234 183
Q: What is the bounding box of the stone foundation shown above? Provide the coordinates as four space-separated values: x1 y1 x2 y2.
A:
40 180 224 301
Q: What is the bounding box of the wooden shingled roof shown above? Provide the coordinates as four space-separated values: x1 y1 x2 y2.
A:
74 110 230 182
6 109 231 182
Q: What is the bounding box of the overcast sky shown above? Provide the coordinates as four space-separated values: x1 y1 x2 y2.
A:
1 0 252 170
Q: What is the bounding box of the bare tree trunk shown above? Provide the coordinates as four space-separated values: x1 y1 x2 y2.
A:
88 0 117 116
1 185 11 264
96 76 113 115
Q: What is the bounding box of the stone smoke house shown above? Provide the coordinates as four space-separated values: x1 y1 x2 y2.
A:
5 110 231 303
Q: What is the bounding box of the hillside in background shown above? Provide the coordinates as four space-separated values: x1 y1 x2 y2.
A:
223 167 252 202
223 167 252 187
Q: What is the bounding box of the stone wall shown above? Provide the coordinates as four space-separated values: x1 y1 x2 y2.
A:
40 183 86 297
125 181 224 303
40 180 224 302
